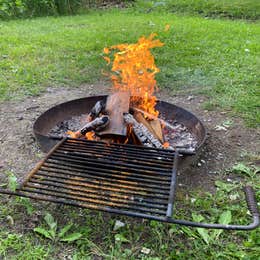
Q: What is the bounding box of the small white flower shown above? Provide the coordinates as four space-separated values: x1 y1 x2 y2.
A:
141 247 151 254
245 48 250 52
191 198 196 203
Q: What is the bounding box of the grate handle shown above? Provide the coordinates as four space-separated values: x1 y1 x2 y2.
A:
244 186 259 217
169 185 259 230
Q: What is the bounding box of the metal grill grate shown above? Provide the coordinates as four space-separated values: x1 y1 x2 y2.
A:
0 138 259 230
12 138 178 219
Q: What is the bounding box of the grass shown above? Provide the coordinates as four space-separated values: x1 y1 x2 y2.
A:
0 5 259 259
0 162 259 259
135 0 260 20
0 10 259 126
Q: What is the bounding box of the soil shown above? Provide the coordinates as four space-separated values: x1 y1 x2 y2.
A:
0 83 259 255
1 83 259 188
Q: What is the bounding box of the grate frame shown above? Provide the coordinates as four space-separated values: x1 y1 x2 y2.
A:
0 137 259 230
12 138 179 220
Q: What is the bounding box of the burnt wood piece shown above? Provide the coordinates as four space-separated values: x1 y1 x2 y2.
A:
132 107 177 131
123 113 163 148
68 116 109 138
149 119 164 143
134 111 164 143
80 116 110 135
134 111 156 136
89 100 105 119
98 92 130 137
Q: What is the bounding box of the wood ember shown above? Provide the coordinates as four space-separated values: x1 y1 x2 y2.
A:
132 107 177 131
163 120 198 152
79 115 110 135
149 119 164 143
123 113 163 148
89 100 105 119
134 111 164 143
134 111 157 136
98 92 130 137
67 115 109 138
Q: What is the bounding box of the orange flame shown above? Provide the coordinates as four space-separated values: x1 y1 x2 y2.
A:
104 33 164 116
85 131 95 140
67 130 95 140
162 142 170 148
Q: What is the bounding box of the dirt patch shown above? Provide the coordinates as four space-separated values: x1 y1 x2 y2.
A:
0 83 259 244
0 84 259 189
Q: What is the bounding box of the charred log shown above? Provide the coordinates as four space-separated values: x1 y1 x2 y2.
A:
89 100 105 120
98 92 130 137
80 115 110 135
67 116 109 138
123 113 163 149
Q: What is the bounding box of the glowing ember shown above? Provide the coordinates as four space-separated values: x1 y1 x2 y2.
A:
85 131 95 140
162 142 170 148
104 33 164 116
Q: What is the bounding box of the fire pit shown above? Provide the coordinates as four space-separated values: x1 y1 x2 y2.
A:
0 95 258 230
33 95 205 153
0 33 258 231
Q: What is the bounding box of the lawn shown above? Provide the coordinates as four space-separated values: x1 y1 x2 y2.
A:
0 10 259 125
0 4 259 260
135 0 260 20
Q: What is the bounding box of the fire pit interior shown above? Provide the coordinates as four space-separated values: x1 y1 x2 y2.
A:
34 95 206 155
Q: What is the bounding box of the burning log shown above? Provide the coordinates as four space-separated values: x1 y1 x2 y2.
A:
68 116 109 138
98 92 130 137
134 111 164 143
132 107 177 132
123 113 163 149
149 119 164 143
89 100 105 120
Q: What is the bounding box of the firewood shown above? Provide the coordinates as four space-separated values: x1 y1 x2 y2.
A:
134 111 164 143
89 100 105 120
149 119 164 143
132 107 176 131
68 116 109 138
134 111 155 135
123 113 163 149
98 92 130 137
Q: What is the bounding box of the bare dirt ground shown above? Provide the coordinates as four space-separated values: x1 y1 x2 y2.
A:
0 84 259 253
0 83 259 188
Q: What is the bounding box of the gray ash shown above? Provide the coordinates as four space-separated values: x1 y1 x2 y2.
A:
162 118 198 152
49 114 88 137
49 113 198 152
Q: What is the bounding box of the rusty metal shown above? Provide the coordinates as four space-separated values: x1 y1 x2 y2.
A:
10 138 178 218
0 137 259 230
32 95 206 153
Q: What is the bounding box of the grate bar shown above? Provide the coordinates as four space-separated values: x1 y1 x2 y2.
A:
41 163 171 185
43 161 170 182
21 186 167 215
5 138 179 218
50 152 172 175
32 172 170 196
61 143 174 163
25 180 167 210
37 167 171 190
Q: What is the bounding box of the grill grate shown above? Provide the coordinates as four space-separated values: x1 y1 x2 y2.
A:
8 138 179 219
1 137 259 230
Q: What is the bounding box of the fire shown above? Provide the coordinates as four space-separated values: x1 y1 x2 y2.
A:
85 131 95 140
67 130 95 140
162 142 170 148
104 33 164 116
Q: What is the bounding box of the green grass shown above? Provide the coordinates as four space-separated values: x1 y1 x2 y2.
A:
0 11 259 125
0 162 259 259
135 0 260 20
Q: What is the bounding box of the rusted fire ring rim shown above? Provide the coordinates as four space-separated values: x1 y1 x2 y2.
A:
33 95 207 153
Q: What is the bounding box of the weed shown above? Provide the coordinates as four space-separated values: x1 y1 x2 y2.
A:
34 213 82 243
